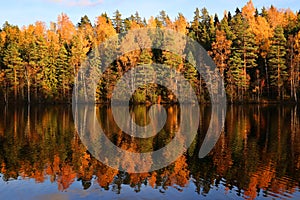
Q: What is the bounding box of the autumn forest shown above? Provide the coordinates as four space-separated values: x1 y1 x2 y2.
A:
1 1 300 199
0 1 300 104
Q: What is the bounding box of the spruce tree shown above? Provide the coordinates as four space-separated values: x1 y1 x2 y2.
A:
113 10 123 33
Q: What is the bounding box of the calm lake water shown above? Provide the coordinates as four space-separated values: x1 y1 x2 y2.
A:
0 104 299 199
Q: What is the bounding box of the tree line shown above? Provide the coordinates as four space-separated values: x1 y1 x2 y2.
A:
0 0 300 104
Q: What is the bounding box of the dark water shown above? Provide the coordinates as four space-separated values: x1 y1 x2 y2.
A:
0 105 299 199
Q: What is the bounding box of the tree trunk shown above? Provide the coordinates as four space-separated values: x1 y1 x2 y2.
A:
27 79 31 104
14 68 17 101
264 58 269 97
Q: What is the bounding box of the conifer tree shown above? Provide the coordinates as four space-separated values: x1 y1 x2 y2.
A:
268 26 287 100
230 13 258 99
3 42 23 101
113 10 123 33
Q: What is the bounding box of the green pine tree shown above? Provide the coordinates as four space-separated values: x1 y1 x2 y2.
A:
3 42 23 101
183 51 199 102
133 49 154 103
268 26 288 100
113 10 123 33
230 13 258 99
56 44 71 100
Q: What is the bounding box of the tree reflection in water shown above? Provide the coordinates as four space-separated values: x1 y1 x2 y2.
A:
0 105 299 199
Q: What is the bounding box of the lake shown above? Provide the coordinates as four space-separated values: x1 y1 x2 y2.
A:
0 104 299 199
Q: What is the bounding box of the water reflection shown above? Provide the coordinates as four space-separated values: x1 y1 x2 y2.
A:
0 105 299 199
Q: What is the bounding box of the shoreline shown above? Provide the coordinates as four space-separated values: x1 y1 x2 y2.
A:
0 100 299 106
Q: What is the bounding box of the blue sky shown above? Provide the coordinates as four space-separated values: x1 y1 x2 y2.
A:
0 0 298 27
